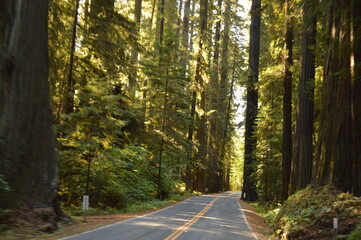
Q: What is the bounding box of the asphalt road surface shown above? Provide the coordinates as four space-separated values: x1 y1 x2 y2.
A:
61 192 257 240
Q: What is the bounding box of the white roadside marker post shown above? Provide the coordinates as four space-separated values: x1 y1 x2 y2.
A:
333 216 338 240
83 195 89 222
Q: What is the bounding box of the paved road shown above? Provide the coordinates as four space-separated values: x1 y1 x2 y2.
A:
61 192 257 240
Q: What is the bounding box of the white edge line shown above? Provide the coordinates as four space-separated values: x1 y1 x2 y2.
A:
59 198 194 240
237 197 259 240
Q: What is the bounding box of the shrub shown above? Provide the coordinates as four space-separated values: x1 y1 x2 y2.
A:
267 186 361 239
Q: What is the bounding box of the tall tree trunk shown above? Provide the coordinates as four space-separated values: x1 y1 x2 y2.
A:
289 0 316 194
352 0 361 196
218 0 231 192
156 0 166 197
186 89 197 191
158 0 165 46
314 0 353 193
183 0 193 191
282 0 293 201
64 0 80 115
242 0 261 202
128 0 142 98
181 0 191 72
194 0 208 192
0 0 59 216
220 66 235 191
208 0 222 193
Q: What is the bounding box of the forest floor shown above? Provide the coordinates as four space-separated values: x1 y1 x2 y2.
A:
0 195 270 240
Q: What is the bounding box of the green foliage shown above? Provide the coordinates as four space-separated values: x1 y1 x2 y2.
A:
47 0 244 212
0 175 11 192
63 192 198 216
340 223 361 240
255 63 283 205
268 186 361 239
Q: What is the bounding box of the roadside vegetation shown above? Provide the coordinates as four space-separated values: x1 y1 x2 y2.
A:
265 186 361 239
64 192 199 216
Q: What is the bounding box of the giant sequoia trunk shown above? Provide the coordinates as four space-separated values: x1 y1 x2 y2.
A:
0 0 59 212
289 0 316 194
314 0 355 193
242 0 261 202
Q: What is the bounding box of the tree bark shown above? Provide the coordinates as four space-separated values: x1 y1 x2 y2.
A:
128 0 142 98
352 0 361 196
289 0 316 194
156 0 166 198
183 0 193 191
0 0 58 213
64 0 80 114
194 0 208 192
218 0 231 192
242 0 261 202
314 0 353 193
282 0 293 201
208 0 222 193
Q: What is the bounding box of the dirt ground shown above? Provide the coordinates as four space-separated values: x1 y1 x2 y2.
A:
238 200 270 240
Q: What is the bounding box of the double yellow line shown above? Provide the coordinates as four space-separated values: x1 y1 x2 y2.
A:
164 197 219 240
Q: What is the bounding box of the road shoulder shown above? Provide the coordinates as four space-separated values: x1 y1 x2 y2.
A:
238 200 270 240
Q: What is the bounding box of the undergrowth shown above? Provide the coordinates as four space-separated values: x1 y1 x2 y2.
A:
266 186 361 239
64 192 199 216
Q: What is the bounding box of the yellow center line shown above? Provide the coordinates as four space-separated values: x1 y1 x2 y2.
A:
164 197 219 240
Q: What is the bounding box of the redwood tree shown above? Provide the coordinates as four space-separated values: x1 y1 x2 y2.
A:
0 0 59 214
314 0 357 194
352 0 361 196
282 0 293 201
242 0 261 202
289 0 316 194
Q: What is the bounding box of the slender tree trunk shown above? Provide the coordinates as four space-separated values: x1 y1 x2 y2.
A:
64 0 79 114
183 0 193 191
208 0 222 193
181 0 190 71
314 0 353 193
352 0 361 196
220 67 235 191
85 156 91 195
128 0 142 98
175 0 183 49
156 0 166 197
289 0 316 194
186 90 197 191
0 0 60 218
158 0 165 46
242 0 261 202
150 0 157 29
64 0 80 115
282 0 293 201
186 0 197 191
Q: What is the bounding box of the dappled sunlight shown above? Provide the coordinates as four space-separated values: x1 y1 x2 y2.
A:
129 221 170 228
